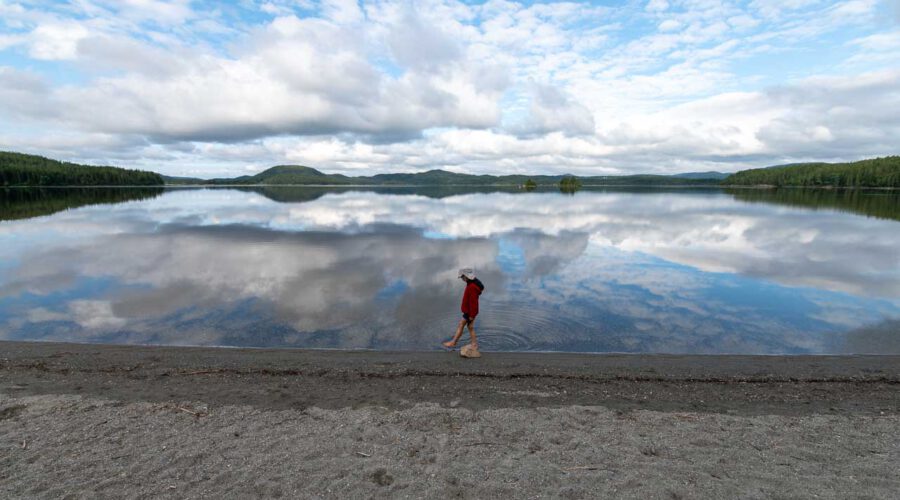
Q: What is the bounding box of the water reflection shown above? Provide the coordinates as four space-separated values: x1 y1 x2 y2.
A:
0 187 164 221
837 319 900 354
727 188 900 222
0 187 897 353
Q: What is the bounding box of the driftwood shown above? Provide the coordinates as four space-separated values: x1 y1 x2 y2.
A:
172 405 208 417
563 465 614 472
178 370 222 376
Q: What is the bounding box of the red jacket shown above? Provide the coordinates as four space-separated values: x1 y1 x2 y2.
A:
461 278 484 318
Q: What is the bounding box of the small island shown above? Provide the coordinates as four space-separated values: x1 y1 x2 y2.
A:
558 175 582 193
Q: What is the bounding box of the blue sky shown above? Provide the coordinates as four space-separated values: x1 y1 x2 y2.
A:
1 0 899 177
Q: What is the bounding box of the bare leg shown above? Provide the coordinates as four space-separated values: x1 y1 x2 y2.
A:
466 320 477 348
443 319 467 348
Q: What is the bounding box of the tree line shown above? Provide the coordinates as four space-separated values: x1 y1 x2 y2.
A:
2 150 899 189
724 156 900 188
0 151 164 186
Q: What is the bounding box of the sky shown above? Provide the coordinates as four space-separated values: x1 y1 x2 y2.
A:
0 0 898 177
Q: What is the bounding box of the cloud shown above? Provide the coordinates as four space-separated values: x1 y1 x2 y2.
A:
95 0 196 25
508 83 595 137
755 69 900 156
0 67 53 119
646 0 669 13
658 19 681 32
0 0 897 175
28 21 90 60
839 319 900 354
1 9 509 145
386 6 461 71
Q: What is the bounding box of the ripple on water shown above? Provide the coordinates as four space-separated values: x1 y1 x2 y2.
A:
396 301 596 351
465 301 594 351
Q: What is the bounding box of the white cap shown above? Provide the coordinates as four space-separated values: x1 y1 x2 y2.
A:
458 267 475 279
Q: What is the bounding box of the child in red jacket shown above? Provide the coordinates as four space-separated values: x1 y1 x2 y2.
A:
443 268 484 350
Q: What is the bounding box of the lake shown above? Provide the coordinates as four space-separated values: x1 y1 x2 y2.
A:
1 186 898 354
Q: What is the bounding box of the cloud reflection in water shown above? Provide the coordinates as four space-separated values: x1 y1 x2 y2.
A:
0 187 897 353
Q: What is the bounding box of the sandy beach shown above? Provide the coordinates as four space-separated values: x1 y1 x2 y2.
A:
2 341 900 498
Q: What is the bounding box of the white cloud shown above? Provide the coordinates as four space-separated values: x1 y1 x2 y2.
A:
69 300 128 329
849 31 900 51
103 0 195 24
28 21 90 60
646 0 669 13
26 307 68 323
0 0 896 175
658 19 681 32
508 83 595 137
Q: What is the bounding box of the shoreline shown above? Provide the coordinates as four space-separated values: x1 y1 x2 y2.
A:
3 341 900 415
3 341 900 498
6 184 898 190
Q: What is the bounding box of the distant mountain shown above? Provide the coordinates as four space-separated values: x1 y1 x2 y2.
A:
161 175 205 185
368 169 497 185
0 151 164 186
10 151 895 189
205 165 358 185
177 165 721 187
581 174 721 186
673 171 729 180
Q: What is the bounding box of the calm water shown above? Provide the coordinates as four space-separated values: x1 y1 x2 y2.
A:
1 186 898 354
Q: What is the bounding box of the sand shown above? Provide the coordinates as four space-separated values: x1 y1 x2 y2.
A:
2 341 900 499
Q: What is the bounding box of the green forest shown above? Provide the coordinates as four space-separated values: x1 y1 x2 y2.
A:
724 156 900 188
0 151 164 186
559 175 582 192
3 150 899 188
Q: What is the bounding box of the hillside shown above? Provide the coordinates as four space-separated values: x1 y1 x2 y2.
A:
581 174 720 186
7 151 897 189
161 175 205 185
0 152 164 186
166 165 722 187
206 165 358 185
673 171 729 180
724 156 900 188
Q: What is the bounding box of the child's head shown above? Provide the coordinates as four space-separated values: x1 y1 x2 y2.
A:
458 268 475 282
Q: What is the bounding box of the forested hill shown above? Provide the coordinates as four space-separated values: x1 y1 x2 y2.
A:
6 150 898 188
0 152 164 186
188 165 722 186
724 156 900 188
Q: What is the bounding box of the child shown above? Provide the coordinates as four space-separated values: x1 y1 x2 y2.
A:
443 268 484 350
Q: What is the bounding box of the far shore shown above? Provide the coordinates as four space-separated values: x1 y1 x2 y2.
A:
4 183 899 190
